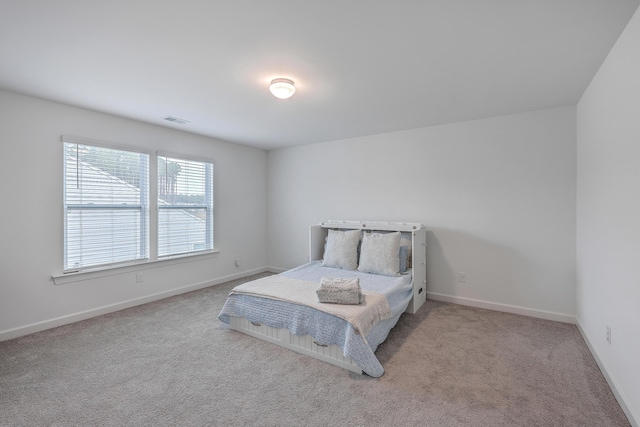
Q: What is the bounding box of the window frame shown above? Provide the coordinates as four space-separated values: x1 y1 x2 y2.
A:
156 151 215 259
62 137 151 272
59 136 216 278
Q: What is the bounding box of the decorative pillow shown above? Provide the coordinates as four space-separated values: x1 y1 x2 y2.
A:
357 231 401 276
322 229 360 270
400 233 412 259
399 245 409 273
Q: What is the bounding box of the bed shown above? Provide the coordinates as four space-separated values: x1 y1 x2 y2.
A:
218 220 427 377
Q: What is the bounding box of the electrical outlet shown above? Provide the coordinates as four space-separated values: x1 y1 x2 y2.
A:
136 273 143 283
606 325 611 344
235 258 241 267
457 272 466 283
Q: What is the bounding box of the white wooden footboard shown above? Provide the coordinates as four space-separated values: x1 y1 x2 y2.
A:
229 316 362 374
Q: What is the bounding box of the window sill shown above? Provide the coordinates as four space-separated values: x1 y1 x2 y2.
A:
52 250 220 285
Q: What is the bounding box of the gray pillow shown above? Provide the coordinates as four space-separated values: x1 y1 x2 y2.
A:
357 231 401 276
322 229 360 270
399 245 409 273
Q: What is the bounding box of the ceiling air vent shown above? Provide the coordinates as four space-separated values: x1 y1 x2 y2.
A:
163 115 190 124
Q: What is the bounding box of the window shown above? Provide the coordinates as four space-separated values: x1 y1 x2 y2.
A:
63 140 149 271
62 138 215 274
157 155 214 257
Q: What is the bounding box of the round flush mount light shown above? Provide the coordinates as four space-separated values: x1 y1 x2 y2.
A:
269 78 296 99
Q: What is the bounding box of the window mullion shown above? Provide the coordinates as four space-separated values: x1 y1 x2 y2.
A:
149 153 158 261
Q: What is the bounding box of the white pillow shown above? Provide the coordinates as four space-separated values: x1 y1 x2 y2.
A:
322 229 360 270
357 231 401 276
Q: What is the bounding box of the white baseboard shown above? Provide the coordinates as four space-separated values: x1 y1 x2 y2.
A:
576 318 638 427
266 266 287 274
427 291 576 324
0 267 269 343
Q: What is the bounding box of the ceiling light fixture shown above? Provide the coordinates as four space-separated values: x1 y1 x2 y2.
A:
269 78 296 99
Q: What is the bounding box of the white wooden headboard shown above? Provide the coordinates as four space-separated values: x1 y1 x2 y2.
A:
308 220 427 314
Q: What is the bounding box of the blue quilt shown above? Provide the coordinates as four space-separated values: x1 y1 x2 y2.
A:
218 261 413 377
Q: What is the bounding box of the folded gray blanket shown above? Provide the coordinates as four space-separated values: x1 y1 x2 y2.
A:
317 277 362 305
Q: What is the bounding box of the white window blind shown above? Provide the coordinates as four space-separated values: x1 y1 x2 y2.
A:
63 141 149 271
158 155 214 257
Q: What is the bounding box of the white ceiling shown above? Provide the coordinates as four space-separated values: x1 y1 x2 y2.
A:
1 1 638 150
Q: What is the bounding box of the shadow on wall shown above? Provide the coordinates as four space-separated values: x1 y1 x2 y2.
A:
424 228 535 306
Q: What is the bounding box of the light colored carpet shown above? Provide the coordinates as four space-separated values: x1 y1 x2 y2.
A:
0 273 630 426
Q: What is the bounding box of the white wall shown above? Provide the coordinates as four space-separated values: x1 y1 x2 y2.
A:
267 106 577 321
0 89 268 339
577 5 640 424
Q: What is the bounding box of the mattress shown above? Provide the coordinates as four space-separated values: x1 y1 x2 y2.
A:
218 261 413 377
